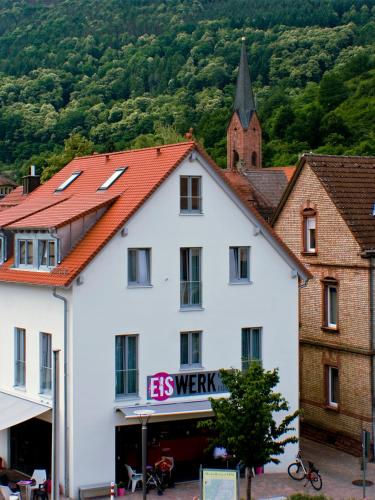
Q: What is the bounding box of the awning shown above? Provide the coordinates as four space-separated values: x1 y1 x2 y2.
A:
116 399 213 419
0 391 51 431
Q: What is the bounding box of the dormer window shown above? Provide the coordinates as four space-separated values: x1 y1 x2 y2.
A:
0 236 4 264
55 171 82 192
16 234 58 270
98 167 127 191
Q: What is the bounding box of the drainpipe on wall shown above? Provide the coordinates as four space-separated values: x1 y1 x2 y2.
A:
52 288 69 496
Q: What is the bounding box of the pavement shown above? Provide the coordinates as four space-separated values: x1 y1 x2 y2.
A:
124 437 375 499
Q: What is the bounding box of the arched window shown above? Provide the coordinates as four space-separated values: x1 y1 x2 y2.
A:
302 208 316 253
232 150 239 170
251 151 257 167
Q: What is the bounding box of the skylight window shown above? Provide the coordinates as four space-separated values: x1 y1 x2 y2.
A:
98 167 127 190
55 171 82 192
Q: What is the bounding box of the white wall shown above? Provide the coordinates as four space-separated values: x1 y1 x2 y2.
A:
70 154 299 494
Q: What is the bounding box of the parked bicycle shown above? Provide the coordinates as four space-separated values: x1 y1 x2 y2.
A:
288 450 323 491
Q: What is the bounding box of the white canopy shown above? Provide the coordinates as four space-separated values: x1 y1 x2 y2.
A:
116 399 212 419
0 391 51 430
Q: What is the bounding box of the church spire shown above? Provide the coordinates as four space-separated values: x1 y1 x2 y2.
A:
233 38 256 130
227 38 262 170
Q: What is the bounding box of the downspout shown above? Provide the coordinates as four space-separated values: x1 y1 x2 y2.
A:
369 258 375 461
52 287 69 496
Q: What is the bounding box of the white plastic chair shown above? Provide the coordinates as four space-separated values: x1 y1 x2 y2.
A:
0 485 21 500
125 464 142 493
30 469 47 492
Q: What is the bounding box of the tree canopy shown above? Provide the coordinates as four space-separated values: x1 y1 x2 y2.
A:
0 0 374 179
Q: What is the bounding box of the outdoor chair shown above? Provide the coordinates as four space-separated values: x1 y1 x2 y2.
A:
125 464 142 493
0 485 21 500
29 470 47 495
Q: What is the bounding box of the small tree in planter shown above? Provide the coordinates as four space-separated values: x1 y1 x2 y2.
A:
201 363 299 500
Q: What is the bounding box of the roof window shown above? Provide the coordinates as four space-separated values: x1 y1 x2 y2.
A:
55 171 82 192
98 167 127 191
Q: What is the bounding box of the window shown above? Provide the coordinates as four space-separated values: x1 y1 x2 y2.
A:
241 327 261 371
251 151 257 167
180 248 201 307
98 167 127 190
323 279 338 329
128 249 151 286
180 176 202 213
115 335 138 397
302 209 316 253
0 236 4 263
180 331 202 368
327 366 339 408
39 240 57 268
40 333 52 394
229 247 250 282
14 328 26 387
55 171 81 192
18 239 34 267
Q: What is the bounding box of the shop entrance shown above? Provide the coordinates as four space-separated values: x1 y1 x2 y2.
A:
10 418 52 475
116 418 219 483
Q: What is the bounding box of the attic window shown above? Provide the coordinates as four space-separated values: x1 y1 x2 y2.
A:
55 171 82 192
98 167 127 190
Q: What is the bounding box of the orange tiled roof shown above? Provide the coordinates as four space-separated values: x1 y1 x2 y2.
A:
0 142 310 286
0 186 26 211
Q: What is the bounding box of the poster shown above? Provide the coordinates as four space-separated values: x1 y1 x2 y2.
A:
202 469 238 500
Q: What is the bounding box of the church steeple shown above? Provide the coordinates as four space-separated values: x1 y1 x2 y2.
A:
233 39 256 129
227 38 262 170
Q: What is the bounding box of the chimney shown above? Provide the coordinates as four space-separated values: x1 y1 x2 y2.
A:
22 165 40 195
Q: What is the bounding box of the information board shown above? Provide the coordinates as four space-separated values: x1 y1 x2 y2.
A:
201 469 238 500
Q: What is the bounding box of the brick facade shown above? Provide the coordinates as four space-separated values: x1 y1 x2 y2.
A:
275 163 373 455
227 111 262 170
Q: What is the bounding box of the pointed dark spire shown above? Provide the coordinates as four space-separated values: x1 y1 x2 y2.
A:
233 38 256 129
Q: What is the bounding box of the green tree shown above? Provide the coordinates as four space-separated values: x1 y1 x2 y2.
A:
201 364 299 500
319 71 349 111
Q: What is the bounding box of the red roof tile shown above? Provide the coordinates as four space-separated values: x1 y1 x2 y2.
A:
0 142 310 286
0 186 25 211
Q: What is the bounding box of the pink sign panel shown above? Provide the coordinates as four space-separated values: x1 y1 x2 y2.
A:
148 372 175 401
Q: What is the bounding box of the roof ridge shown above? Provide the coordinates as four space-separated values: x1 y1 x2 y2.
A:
72 141 195 161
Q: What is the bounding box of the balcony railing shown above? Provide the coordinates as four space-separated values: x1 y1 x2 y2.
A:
180 281 202 307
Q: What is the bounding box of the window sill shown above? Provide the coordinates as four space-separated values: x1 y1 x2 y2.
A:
13 385 26 392
179 365 204 371
39 391 52 398
179 306 204 312
127 284 153 289
228 281 253 285
321 326 339 334
179 212 204 216
301 251 318 257
324 404 339 412
115 395 140 402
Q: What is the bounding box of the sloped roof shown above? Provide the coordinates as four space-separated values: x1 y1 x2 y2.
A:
243 169 291 210
273 154 375 253
0 142 310 286
0 174 17 187
0 186 25 211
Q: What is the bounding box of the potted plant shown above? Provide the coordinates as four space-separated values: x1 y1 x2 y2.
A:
117 482 126 496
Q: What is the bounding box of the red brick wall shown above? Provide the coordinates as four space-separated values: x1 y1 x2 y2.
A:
274 163 372 448
227 112 262 169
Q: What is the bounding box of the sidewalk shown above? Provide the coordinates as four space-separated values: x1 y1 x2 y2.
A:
126 437 375 499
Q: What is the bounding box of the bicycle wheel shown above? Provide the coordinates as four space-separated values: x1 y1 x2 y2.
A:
311 471 323 490
288 462 305 480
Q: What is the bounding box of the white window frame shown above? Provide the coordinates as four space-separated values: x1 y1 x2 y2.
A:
38 239 57 269
0 235 4 264
40 332 52 395
98 167 127 191
15 234 59 270
115 335 138 398
180 176 202 214
180 247 202 308
229 246 250 283
326 283 338 328
14 328 26 388
17 238 34 268
127 248 151 286
55 171 82 192
241 327 262 371
180 331 202 368
328 366 339 408
305 216 316 253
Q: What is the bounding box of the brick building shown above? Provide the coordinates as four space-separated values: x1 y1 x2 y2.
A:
224 40 294 222
273 153 375 456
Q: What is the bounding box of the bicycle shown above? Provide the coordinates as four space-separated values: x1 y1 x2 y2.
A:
288 450 323 491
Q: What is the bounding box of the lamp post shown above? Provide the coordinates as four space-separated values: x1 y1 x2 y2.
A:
133 409 155 500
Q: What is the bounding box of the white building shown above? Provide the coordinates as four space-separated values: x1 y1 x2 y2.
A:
0 142 309 497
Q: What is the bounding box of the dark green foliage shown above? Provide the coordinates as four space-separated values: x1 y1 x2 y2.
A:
0 0 374 180
201 364 298 500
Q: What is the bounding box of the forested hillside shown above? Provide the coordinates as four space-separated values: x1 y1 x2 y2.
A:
0 0 374 180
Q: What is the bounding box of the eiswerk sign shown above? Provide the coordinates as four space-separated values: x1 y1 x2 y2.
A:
147 370 227 401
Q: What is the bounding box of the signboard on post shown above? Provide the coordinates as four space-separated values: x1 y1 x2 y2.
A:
201 469 239 500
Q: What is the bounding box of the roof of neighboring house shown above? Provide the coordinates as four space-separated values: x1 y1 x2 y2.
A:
273 154 375 253
0 186 26 211
0 142 311 287
0 174 17 187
